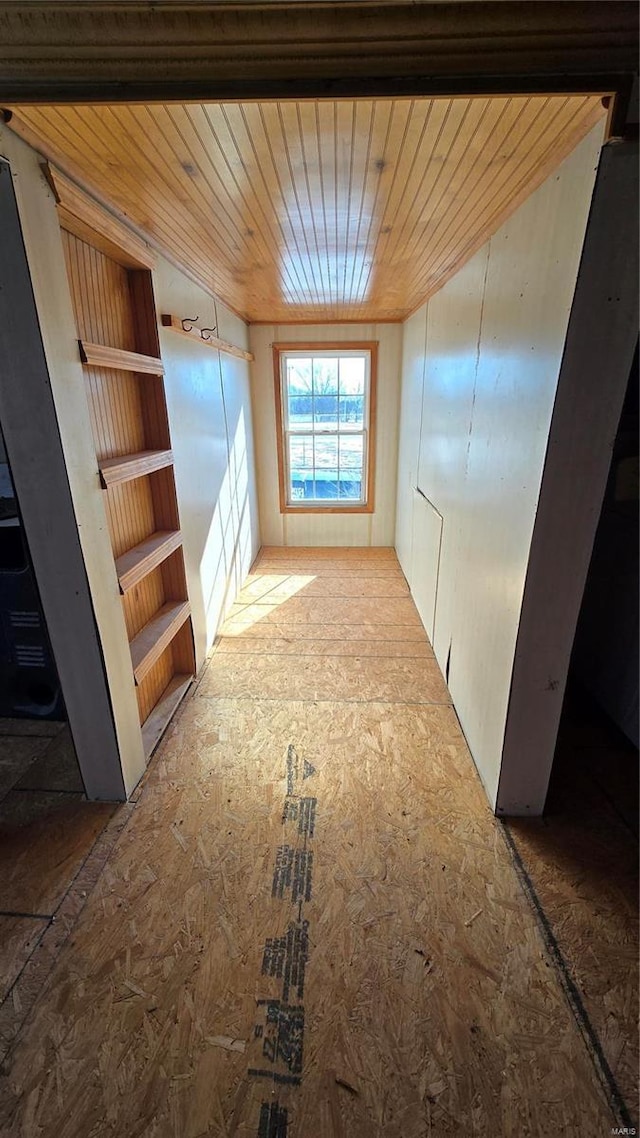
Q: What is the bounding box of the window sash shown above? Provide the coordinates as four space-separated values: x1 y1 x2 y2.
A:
281 350 371 507
284 428 368 504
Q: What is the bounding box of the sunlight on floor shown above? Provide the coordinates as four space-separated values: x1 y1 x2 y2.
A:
221 573 318 632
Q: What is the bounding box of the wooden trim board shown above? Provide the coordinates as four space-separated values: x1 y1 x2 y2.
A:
115 530 183 594
43 163 155 270
130 601 191 686
141 673 192 758
79 340 164 376
99 449 174 488
160 314 253 362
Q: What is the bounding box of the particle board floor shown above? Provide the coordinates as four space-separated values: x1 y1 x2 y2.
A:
506 691 639 1128
0 723 116 1021
0 548 633 1136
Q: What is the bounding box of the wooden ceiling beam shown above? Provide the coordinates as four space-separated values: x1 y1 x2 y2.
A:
0 3 636 106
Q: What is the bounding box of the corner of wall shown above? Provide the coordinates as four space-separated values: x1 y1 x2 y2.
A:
0 123 145 797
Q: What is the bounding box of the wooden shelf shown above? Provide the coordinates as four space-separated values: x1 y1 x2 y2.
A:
79 340 164 376
130 601 191 686
115 530 182 594
142 673 192 758
161 314 253 362
99 449 173 488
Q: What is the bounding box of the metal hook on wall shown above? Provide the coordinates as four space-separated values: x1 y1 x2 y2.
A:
181 316 199 332
200 326 218 341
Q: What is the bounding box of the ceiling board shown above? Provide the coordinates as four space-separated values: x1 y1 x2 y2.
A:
10 96 604 323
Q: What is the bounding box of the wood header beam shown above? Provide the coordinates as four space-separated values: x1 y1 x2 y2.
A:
0 4 636 104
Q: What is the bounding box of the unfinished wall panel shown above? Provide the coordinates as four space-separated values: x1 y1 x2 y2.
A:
396 121 605 808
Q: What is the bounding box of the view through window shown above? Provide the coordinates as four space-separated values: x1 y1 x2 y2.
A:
274 344 377 512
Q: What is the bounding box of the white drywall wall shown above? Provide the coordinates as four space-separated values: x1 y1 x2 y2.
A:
249 323 402 547
396 122 604 809
153 263 260 670
497 138 639 813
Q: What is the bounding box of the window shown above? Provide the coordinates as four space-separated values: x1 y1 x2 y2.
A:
273 342 377 513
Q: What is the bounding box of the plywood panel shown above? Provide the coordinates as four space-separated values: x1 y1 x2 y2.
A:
16 727 84 794
199 651 450 703
226 595 422 627
235 574 409 602
215 636 432 658
0 791 114 915
220 621 427 644
11 96 605 323
0 917 49 1003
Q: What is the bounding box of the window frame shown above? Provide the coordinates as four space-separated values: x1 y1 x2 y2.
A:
273 341 378 515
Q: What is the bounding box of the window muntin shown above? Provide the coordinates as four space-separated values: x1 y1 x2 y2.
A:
277 347 374 509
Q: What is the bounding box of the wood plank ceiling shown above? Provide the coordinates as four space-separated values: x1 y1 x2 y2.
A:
10 96 605 323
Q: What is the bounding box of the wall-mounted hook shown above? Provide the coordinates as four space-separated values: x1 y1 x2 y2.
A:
200 326 218 341
181 315 199 332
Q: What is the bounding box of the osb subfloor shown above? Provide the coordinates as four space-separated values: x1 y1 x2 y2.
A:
0 548 635 1136
0 722 117 1026
506 691 639 1127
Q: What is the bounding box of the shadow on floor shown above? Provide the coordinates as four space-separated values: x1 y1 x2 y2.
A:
0 722 117 1006
507 687 639 1124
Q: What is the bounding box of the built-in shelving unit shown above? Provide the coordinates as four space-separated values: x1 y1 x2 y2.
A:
99 449 174 488
130 601 191 685
115 530 183 594
56 170 196 760
141 673 192 758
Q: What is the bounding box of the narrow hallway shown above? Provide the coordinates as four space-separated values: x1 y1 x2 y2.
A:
0 549 620 1135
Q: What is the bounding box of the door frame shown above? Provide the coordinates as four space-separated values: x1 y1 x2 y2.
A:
0 156 127 800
